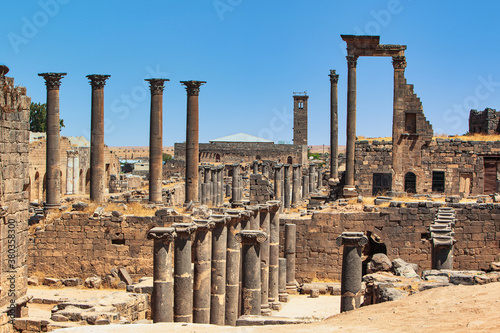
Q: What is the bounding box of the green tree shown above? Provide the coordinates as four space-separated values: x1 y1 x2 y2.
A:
162 153 173 162
29 102 64 132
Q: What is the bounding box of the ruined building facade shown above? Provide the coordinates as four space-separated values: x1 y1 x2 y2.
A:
469 108 500 135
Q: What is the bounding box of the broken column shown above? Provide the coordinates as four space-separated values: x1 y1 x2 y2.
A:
291 164 300 206
236 230 267 316
253 160 258 174
247 206 260 230
267 201 281 306
181 80 206 204
146 78 169 204
210 215 228 325
87 74 110 203
344 55 358 197
259 204 271 315
193 220 212 324
336 231 368 312
39 72 66 209
329 69 339 181
302 175 309 198
232 163 241 206
285 223 296 293
308 163 316 194
147 227 176 323
173 222 197 322
224 210 242 326
317 168 323 190
278 258 288 302
273 163 283 203
283 164 291 209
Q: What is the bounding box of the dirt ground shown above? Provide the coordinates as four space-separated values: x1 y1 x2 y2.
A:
53 282 500 332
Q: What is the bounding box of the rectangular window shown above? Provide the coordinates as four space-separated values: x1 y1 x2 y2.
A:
372 173 392 196
432 171 445 192
405 113 417 134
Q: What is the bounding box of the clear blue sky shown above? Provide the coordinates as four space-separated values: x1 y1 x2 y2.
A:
2 1 500 146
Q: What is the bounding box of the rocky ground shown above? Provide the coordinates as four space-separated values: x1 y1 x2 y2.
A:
48 282 500 332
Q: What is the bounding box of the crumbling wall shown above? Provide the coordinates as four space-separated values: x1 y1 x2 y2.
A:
469 108 500 135
0 74 30 307
281 203 500 283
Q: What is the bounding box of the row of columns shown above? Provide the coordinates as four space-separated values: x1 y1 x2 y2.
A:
147 201 298 325
198 165 224 206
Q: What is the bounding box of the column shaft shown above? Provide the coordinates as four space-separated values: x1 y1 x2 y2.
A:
225 212 241 326
329 70 339 180
193 222 212 324
268 202 280 303
259 206 271 314
210 216 227 325
173 223 196 322
285 223 296 291
344 56 357 194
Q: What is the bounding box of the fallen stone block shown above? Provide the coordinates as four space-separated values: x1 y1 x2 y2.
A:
236 315 309 326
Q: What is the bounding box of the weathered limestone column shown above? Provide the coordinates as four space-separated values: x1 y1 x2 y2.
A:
87 74 110 203
302 175 309 198
258 204 271 315
329 70 339 180
173 222 197 322
278 258 288 302
336 232 368 312
146 78 169 204
267 201 281 305
73 151 79 194
192 220 212 324
210 215 228 325
291 164 300 206
285 223 296 293
308 163 316 194
344 55 358 197
224 210 242 326
66 151 75 194
181 80 206 204
147 227 176 323
236 230 267 316
39 72 66 209
431 237 455 270
273 163 283 203
283 164 291 209
231 163 241 206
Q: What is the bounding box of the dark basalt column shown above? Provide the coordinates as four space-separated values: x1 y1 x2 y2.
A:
285 223 296 293
210 215 228 325
192 220 213 324
267 201 281 304
224 210 242 326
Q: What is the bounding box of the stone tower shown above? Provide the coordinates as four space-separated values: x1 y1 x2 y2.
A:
293 93 308 146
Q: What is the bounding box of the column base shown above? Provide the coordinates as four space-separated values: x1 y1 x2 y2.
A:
278 293 289 303
342 186 357 198
43 204 60 216
261 308 272 316
286 284 298 295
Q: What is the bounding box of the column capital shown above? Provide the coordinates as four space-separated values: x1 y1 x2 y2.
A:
236 230 267 244
329 69 339 83
392 56 407 69
67 150 78 157
146 78 169 94
257 203 269 212
180 80 206 96
173 222 197 236
87 74 110 89
273 163 283 170
266 200 281 212
0 65 9 77
336 232 368 247
147 227 176 241
346 55 358 69
38 72 67 90
209 214 229 225
193 219 215 230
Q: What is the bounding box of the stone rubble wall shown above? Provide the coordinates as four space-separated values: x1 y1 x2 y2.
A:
280 202 500 283
469 108 500 135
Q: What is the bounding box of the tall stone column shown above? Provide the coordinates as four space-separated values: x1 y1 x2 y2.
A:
217 166 224 206
73 151 79 194
147 227 176 323
198 166 204 203
210 215 228 325
283 164 291 209
317 168 323 190
231 163 241 206
66 151 75 194
336 232 368 312
273 164 283 203
181 80 206 204
224 210 242 326
39 72 66 209
210 167 216 205
291 164 300 206
146 78 169 204
302 175 309 198
173 222 197 322
285 223 296 293
236 230 267 316
267 201 280 305
203 165 210 205
308 163 316 194
278 258 288 302
392 55 407 189
344 55 358 197
329 70 339 180
192 220 212 324
87 74 110 203
258 204 271 315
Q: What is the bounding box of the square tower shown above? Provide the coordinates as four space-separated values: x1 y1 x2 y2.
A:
293 93 308 146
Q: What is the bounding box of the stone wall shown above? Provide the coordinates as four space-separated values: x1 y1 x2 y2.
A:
0 74 30 308
355 138 500 196
280 203 500 283
174 142 307 165
469 108 500 135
